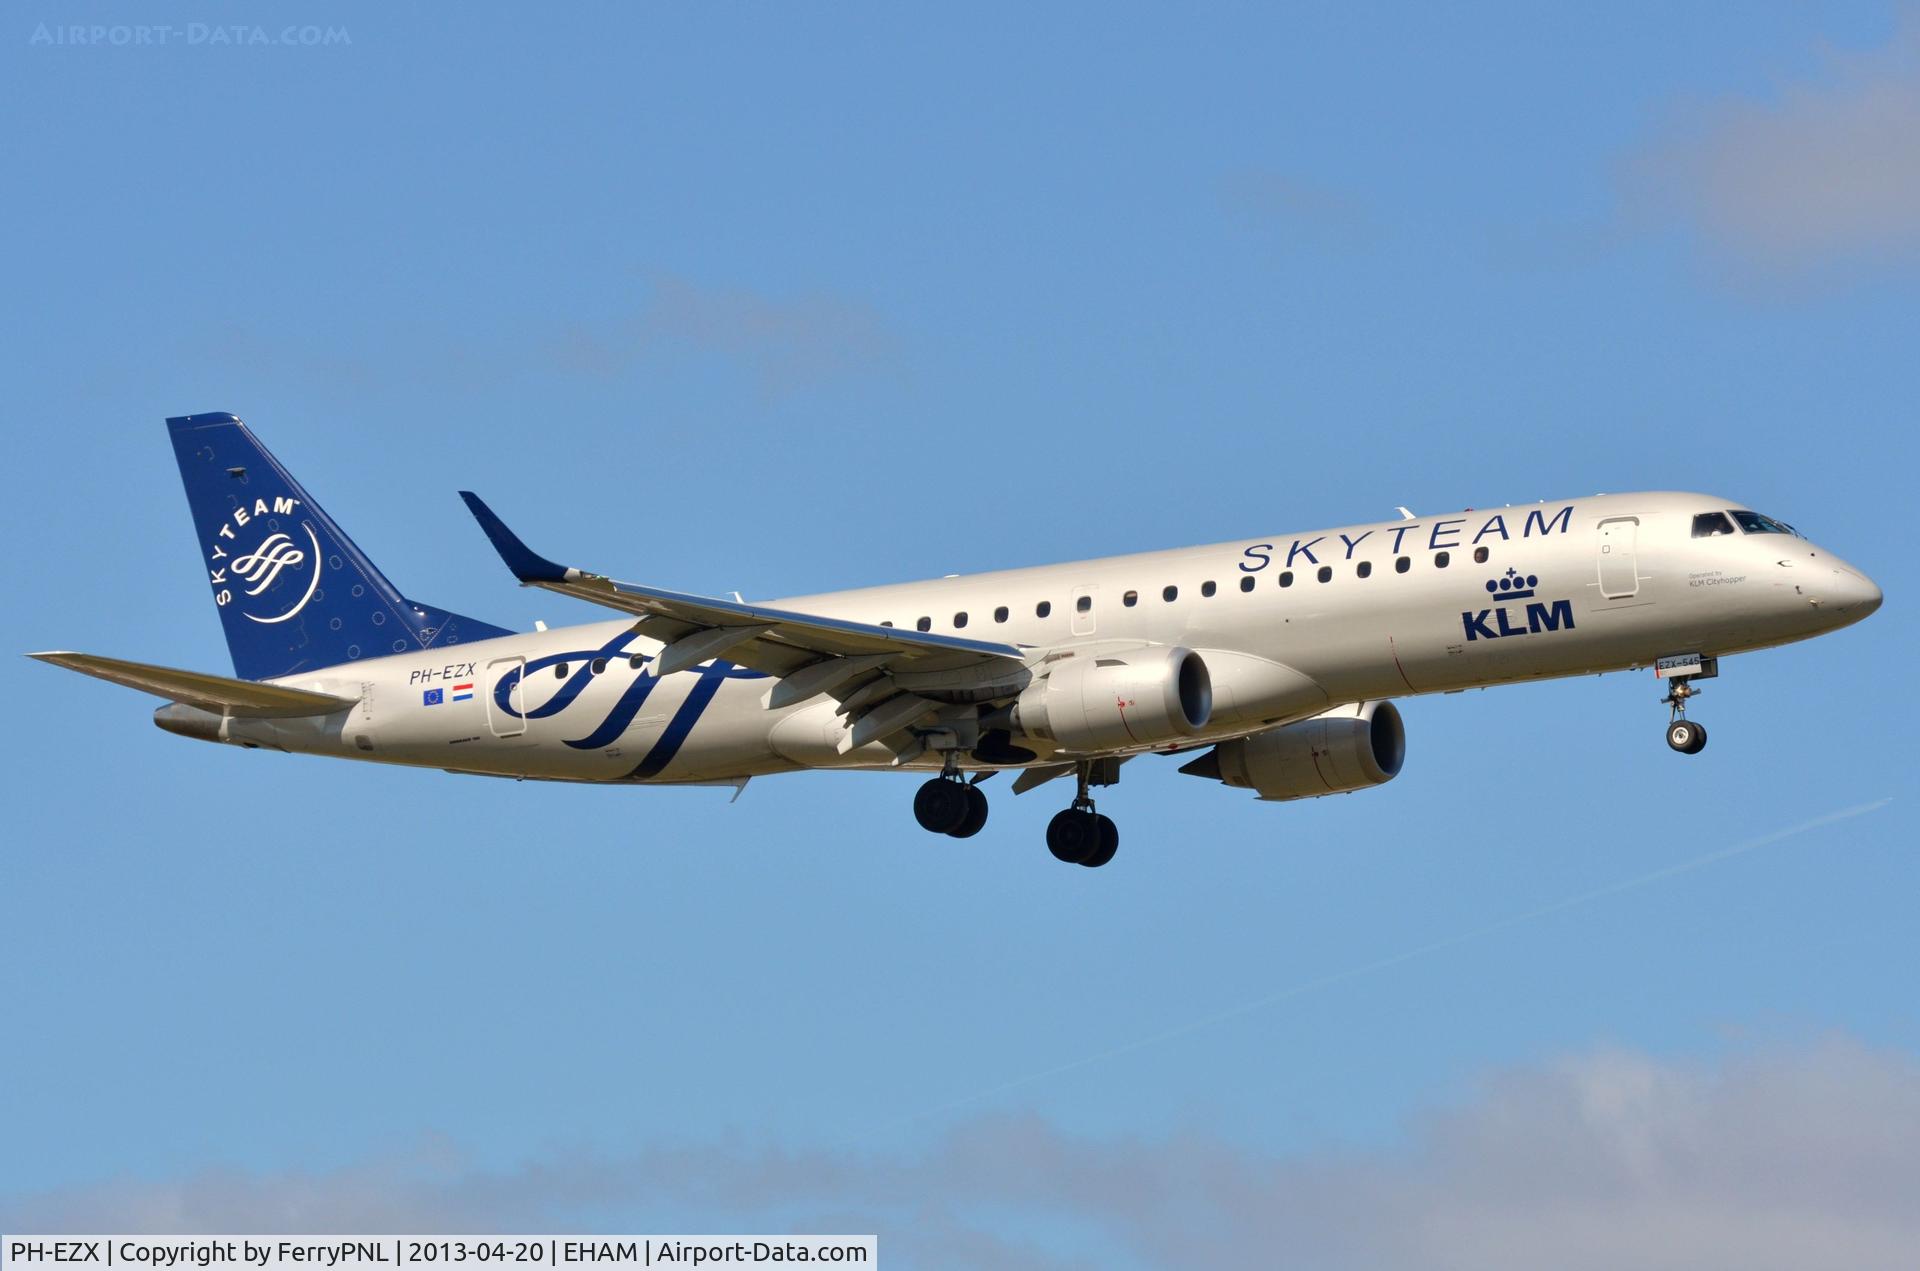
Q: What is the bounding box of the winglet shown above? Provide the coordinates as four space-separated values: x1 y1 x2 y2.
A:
459 491 572 583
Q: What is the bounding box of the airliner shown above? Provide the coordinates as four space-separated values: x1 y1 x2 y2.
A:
33 413 1882 867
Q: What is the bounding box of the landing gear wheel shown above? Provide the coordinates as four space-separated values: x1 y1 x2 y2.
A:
1079 814 1118 868
1047 808 1101 863
947 784 989 838
1661 674 1710 755
1666 718 1706 754
913 778 970 834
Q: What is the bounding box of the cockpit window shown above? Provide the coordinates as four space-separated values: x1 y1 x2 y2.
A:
1730 510 1799 536
1692 512 1737 538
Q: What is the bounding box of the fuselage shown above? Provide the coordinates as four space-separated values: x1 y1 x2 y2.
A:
163 491 1881 784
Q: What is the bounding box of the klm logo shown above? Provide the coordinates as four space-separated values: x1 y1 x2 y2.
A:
1462 568 1575 642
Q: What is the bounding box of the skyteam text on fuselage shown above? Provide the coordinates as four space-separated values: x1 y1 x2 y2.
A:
32 413 1884 868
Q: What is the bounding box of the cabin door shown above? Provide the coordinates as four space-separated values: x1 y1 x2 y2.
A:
1596 517 1639 599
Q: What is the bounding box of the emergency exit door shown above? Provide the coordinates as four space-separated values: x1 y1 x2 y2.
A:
485 656 527 737
1070 584 1098 636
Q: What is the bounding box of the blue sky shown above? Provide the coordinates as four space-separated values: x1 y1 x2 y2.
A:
3 3 1916 1265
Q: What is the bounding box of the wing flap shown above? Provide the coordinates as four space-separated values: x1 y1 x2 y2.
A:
28 651 359 718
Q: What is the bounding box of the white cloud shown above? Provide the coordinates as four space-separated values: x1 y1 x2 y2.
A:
8 1038 1920 1269
1218 170 1377 247
552 275 896 395
1626 21 1920 275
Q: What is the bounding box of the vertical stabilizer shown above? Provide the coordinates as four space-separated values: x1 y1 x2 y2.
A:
168 412 512 680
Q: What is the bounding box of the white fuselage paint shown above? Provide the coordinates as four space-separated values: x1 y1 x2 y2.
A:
200 492 1881 784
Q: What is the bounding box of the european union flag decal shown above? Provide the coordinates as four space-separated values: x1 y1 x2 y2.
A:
422 687 444 706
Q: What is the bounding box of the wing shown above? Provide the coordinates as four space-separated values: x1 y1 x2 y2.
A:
28 651 359 717
460 493 1033 753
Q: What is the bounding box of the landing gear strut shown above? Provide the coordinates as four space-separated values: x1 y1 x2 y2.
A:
1045 763 1118 868
1662 675 1709 755
912 754 989 838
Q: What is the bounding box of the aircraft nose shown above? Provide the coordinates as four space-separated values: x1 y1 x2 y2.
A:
1824 563 1882 619
1779 543 1882 627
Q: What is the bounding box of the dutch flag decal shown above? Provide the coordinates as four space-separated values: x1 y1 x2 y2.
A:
452 681 475 702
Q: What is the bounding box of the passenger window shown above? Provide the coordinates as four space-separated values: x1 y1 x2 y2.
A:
1037 601 1052 618
916 616 931 632
629 655 644 670
1434 551 1450 568
591 658 607 674
880 620 893 627
1473 546 1489 564
1075 595 1092 613
1201 580 1216 597
1123 590 1139 607
1693 512 1738 537
994 606 1009 623
1163 585 1178 602
1316 565 1332 583
1279 571 1294 588
1239 576 1255 593
1356 560 1372 578
1395 556 1410 573
555 663 568 679
953 612 968 629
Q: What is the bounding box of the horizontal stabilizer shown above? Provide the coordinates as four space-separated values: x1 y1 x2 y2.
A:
28 651 359 718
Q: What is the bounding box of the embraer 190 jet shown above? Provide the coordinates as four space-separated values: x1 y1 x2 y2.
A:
34 414 1883 867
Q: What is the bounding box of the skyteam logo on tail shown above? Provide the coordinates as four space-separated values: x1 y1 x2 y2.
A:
206 496 323 625
1462 567 1575 641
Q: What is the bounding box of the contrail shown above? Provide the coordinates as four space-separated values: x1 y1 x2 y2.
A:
876 796 1893 1136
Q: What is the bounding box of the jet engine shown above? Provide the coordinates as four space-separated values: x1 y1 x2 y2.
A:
1008 646 1212 752
1180 701 1405 801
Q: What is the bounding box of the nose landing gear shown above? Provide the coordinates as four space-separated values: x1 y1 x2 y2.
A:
1666 714 1707 754
1659 657 1714 755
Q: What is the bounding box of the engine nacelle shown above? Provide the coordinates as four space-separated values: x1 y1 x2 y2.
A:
1012 646 1212 752
1182 701 1405 801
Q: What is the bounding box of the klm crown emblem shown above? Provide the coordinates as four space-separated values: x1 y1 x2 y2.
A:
1485 567 1537 600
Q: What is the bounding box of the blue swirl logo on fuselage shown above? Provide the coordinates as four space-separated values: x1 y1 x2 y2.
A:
493 629 766 779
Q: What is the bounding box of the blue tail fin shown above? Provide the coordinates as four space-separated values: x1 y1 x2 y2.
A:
168 412 513 680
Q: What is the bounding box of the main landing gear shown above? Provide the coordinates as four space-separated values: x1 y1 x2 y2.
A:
909 757 1119 867
912 759 989 839
1662 671 1710 755
1045 764 1118 869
